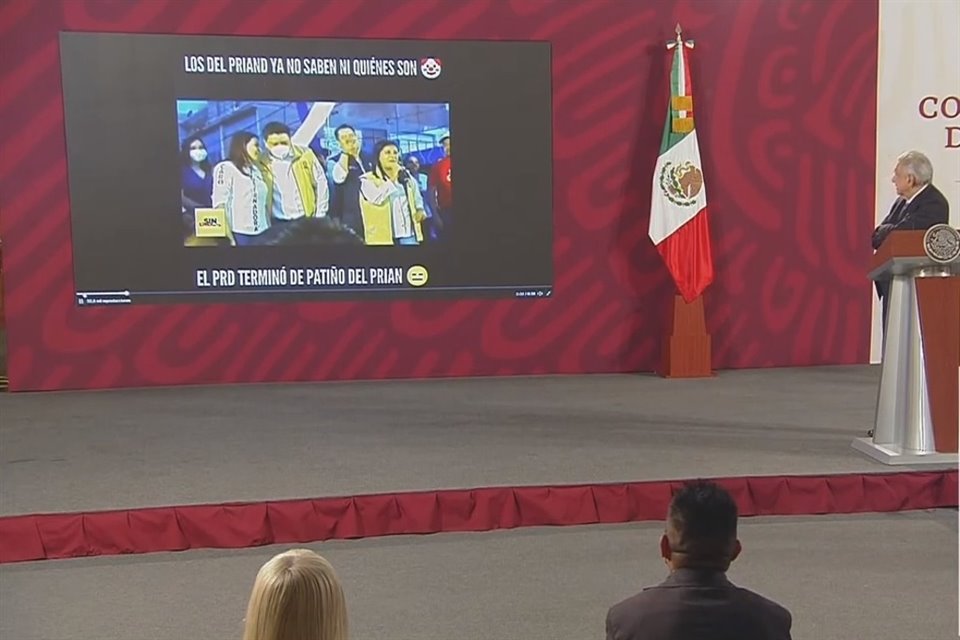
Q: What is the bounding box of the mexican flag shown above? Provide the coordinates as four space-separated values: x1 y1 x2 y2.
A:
648 32 714 303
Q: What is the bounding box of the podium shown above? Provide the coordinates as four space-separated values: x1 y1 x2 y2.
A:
852 229 960 465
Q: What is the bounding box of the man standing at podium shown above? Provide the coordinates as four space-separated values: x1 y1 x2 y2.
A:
871 150 949 326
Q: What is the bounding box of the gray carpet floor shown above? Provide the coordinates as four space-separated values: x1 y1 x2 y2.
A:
1 510 956 640
0 366 927 516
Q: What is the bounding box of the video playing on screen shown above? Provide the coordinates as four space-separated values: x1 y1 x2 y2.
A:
60 33 552 305
179 100 451 250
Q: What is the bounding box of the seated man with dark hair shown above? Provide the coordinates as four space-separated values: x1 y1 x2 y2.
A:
257 217 363 246
606 481 792 640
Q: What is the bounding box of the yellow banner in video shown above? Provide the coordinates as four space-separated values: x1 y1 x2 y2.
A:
194 208 228 238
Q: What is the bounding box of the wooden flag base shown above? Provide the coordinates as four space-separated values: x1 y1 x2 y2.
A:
659 294 712 378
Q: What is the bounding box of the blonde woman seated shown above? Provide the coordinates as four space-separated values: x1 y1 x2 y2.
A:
359 140 428 245
243 549 348 640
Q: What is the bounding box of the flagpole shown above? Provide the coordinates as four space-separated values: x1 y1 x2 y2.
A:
652 22 713 378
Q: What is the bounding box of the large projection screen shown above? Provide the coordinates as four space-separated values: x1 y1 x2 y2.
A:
60 33 553 306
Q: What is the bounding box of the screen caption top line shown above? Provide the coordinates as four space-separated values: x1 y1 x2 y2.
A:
183 55 443 79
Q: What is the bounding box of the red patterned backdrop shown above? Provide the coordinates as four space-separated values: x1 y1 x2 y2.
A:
0 0 878 392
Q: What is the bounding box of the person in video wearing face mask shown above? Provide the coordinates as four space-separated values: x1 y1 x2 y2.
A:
359 140 427 246
328 124 367 240
212 132 272 246
261 122 329 228
180 135 213 236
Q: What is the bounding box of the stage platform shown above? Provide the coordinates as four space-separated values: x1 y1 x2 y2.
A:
0 365 956 564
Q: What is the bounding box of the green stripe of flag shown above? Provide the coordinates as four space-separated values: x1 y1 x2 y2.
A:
660 44 689 154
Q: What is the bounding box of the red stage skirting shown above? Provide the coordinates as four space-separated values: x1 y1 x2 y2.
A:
1 470 956 563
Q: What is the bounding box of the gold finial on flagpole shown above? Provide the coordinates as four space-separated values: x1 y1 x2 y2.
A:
668 23 683 49
672 22 694 49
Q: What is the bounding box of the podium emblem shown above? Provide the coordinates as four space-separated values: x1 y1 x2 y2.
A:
923 224 960 264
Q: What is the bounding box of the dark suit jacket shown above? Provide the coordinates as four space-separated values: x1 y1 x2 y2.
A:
328 152 368 237
606 569 792 640
872 183 949 250
872 183 950 310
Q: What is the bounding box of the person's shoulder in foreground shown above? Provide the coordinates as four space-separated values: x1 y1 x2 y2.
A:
606 572 792 640
605 480 792 640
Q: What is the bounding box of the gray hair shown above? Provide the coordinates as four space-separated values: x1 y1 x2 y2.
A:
896 150 934 185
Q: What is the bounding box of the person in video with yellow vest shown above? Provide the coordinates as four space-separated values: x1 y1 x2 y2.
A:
359 140 427 245
261 122 329 229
